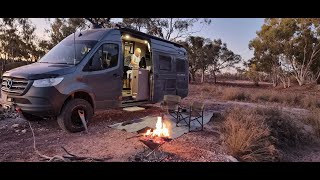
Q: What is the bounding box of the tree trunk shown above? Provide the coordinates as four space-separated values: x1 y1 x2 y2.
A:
272 75 278 87
271 66 279 87
282 81 287 89
292 72 306 86
201 69 205 83
316 71 320 84
280 77 286 88
190 71 196 82
287 77 291 88
296 78 305 86
213 71 217 84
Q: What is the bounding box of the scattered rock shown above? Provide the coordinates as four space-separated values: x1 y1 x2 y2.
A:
21 129 27 134
11 124 19 128
15 130 20 133
224 155 238 162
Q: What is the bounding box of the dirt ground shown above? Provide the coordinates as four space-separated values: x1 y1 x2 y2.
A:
1 80 319 162
0 103 232 162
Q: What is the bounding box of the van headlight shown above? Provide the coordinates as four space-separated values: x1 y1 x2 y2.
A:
32 77 64 87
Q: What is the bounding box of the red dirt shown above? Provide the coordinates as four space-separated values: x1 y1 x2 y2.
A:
0 104 229 162
1 81 319 162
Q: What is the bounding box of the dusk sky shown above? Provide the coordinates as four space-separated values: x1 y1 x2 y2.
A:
30 18 264 63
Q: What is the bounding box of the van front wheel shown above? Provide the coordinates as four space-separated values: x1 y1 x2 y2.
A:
57 99 93 133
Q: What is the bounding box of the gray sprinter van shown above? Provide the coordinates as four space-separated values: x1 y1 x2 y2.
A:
0 27 188 132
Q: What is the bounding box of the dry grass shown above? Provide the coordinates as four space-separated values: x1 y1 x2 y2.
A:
301 96 320 109
305 109 320 137
221 107 278 162
252 91 272 102
193 83 320 110
222 88 251 101
221 106 314 161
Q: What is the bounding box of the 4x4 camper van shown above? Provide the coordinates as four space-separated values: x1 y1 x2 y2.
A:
0 27 188 132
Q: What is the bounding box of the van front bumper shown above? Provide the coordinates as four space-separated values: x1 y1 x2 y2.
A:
1 86 68 117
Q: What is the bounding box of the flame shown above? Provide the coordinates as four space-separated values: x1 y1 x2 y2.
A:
144 117 169 138
145 129 151 136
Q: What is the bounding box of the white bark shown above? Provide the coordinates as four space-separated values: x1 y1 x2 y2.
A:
289 42 320 86
201 70 204 83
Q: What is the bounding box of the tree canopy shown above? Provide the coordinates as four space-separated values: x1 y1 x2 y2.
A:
182 36 241 83
249 18 320 86
0 18 42 61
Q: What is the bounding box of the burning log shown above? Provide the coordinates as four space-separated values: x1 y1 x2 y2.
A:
139 117 172 150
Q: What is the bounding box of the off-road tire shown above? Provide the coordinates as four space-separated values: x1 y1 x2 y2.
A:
57 98 93 133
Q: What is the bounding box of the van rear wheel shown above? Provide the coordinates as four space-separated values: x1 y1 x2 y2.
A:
57 99 93 133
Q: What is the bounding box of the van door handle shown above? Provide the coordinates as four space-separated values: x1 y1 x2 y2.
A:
113 73 120 78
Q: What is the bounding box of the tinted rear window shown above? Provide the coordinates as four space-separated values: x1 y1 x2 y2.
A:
159 55 172 71
176 58 186 73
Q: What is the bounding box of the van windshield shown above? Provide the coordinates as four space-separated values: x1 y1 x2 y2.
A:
39 40 98 65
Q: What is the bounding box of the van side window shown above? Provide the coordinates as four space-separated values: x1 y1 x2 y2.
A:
159 55 172 71
85 43 119 71
176 58 186 73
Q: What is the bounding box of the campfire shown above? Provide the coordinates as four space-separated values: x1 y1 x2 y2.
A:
140 117 171 150
146 117 169 138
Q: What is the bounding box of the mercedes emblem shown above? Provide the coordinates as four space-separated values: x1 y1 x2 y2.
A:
6 79 13 89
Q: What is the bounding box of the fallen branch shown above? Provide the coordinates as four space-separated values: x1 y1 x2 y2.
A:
159 155 169 162
126 134 143 140
61 146 77 157
28 122 61 161
61 145 112 162
28 122 112 162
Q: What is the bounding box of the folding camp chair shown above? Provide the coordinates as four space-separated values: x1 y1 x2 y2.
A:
187 101 205 131
160 95 188 126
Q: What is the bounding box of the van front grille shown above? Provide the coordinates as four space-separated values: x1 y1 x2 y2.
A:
1 77 29 95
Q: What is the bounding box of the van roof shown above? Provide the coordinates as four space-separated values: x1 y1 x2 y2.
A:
67 27 185 49
118 27 184 48
65 28 109 41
